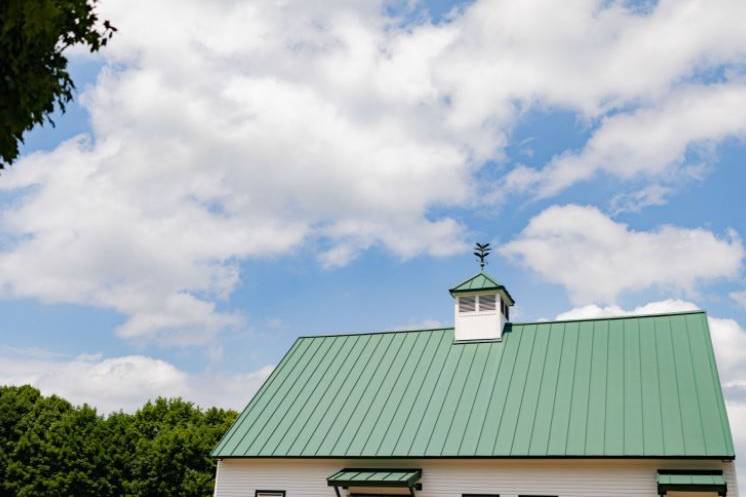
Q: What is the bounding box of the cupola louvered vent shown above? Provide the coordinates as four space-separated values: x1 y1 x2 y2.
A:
459 296 476 312
479 294 496 311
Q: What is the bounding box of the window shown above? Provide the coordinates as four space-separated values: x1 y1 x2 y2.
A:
459 296 476 312
255 491 285 497
479 294 496 311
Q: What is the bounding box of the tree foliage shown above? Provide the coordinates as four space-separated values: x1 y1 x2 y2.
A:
0 386 237 497
0 0 116 168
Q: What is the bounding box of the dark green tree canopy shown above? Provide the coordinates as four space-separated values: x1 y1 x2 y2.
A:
0 385 237 497
0 0 115 168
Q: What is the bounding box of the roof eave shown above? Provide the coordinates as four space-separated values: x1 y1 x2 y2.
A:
449 285 516 305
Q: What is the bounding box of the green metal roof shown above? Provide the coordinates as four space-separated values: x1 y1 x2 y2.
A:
212 311 734 459
449 272 514 304
327 468 421 487
657 472 727 495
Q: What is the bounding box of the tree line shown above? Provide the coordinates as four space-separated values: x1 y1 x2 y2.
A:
0 385 237 497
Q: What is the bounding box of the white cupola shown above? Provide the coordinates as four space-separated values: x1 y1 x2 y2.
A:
450 271 515 342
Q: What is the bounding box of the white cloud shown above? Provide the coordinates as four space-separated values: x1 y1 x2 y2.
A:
731 290 746 308
3 0 746 342
0 347 272 413
555 298 699 320
609 184 672 215
556 300 746 478
501 205 743 304
507 84 746 196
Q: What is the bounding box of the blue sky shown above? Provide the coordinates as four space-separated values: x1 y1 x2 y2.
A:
2 0 746 476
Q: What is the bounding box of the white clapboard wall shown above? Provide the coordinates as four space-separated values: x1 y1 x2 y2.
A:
214 458 739 497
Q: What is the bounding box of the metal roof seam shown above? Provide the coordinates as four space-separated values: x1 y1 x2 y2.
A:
468 337 501 456
212 337 303 455
389 331 450 456
373 331 438 456
311 334 382 456
652 320 667 456
683 315 709 455
602 321 611 455
636 319 645 456
582 323 595 455
377 330 443 456
667 318 688 456
329 333 394 455
484 327 521 455
214 313 733 458
289 334 364 455
455 341 494 455
351 332 419 456
561 321 582 456
346 332 414 455
403 333 459 456
420 341 467 455
439 343 480 455
519 324 551 456
290 337 365 454
232 337 317 455
492 324 536 454
267 337 347 455
250 336 337 455
621 320 627 455
541 323 565 456
272 334 355 455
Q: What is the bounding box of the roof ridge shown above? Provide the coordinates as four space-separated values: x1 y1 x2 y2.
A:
449 271 502 291
298 327 453 339
513 310 705 326
296 311 706 339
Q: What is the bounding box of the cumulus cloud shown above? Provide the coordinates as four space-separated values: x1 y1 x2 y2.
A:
507 84 746 197
556 300 746 478
501 205 743 304
3 0 746 342
731 291 746 308
555 298 699 320
0 347 272 413
609 184 673 215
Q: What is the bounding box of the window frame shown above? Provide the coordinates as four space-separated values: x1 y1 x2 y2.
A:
255 491 286 497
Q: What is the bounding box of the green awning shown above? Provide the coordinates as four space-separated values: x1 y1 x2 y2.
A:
327 468 421 488
657 471 727 496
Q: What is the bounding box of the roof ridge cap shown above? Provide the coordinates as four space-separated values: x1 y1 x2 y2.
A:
298 327 454 339
512 309 705 326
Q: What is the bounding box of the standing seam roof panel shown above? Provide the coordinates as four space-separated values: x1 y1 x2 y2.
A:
285 335 366 455
273 335 359 456
361 331 433 455
375 330 447 456
547 322 579 456
212 312 735 458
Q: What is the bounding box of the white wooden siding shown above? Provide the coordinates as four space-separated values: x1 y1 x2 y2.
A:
214 458 739 497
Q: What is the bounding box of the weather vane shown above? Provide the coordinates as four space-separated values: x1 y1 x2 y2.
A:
473 242 491 270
